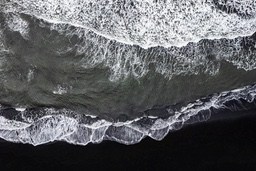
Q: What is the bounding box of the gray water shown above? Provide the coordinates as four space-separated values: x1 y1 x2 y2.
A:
0 0 256 145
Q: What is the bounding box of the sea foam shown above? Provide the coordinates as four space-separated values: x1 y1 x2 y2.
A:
0 84 255 146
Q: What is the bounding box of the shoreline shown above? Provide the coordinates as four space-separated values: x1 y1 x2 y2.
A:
0 108 255 169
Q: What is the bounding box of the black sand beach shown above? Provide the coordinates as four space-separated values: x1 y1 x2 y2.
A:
0 108 256 170
1 1 256 170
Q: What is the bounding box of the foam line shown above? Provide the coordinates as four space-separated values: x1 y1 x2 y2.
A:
0 84 255 146
1 0 256 48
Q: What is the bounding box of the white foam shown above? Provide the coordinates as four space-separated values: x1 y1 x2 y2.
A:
4 13 29 39
0 84 254 146
45 24 256 81
1 0 256 81
0 30 7 71
15 108 26 112
27 69 34 82
53 85 69 95
2 0 256 48
0 0 255 145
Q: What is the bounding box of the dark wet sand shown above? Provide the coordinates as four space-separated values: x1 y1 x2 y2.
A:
0 107 255 170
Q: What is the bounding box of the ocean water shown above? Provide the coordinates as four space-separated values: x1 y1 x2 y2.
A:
0 0 255 145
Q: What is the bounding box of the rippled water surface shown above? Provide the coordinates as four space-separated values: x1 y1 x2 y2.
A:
0 0 255 145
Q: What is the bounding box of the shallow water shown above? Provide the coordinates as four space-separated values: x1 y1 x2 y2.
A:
0 0 255 145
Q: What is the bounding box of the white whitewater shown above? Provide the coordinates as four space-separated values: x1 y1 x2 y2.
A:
0 0 256 146
37 20 256 81
1 1 256 81
0 84 255 146
1 0 256 48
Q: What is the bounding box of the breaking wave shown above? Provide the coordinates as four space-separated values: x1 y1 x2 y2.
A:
0 84 255 146
0 0 256 146
1 0 256 48
1 12 256 81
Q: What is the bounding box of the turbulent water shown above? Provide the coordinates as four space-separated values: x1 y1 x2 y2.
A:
0 0 256 145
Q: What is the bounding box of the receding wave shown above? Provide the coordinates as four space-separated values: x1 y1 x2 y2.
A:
0 84 255 146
